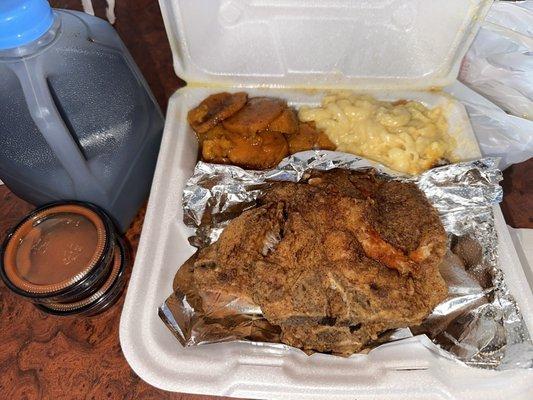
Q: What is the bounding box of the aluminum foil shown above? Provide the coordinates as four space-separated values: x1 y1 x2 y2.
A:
160 151 533 370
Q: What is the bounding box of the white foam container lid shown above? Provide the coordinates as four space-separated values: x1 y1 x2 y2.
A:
120 1 533 399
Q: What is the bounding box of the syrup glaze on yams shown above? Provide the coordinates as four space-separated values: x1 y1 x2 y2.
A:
187 92 335 170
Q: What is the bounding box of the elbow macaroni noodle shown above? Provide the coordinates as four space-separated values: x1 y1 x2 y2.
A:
298 92 456 175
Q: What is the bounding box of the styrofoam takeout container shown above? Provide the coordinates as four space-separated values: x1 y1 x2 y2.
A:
120 1 533 399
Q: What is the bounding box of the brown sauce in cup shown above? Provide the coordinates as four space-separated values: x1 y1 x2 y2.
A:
15 213 98 285
3 204 107 295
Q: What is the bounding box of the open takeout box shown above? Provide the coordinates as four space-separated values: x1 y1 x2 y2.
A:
120 1 533 398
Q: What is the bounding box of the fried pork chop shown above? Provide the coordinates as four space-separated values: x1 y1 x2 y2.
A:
190 169 448 355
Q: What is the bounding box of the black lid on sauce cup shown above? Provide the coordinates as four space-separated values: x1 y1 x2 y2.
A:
0 202 118 303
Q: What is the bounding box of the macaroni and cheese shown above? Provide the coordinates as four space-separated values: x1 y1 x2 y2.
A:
298 92 456 174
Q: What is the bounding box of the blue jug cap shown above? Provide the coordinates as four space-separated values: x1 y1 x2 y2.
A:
0 0 54 50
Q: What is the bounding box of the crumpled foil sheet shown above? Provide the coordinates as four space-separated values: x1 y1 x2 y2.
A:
160 151 533 370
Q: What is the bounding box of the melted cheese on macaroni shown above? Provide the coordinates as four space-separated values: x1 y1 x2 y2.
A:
298 92 456 175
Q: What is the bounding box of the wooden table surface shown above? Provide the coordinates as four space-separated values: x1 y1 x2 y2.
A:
0 1 531 399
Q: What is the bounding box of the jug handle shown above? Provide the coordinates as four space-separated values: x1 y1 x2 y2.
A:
12 62 109 202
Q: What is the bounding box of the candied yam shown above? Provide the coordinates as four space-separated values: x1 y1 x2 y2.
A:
202 139 232 164
200 127 289 170
188 92 248 134
287 122 336 154
222 97 286 135
316 132 336 151
228 131 289 170
195 123 224 145
201 125 233 163
267 107 298 135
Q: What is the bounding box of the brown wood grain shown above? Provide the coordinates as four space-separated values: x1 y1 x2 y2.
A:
0 1 531 399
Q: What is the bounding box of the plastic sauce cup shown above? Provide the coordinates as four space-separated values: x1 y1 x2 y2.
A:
0 202 128 315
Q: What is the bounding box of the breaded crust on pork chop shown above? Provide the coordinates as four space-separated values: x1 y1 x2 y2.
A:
191 169 448 355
